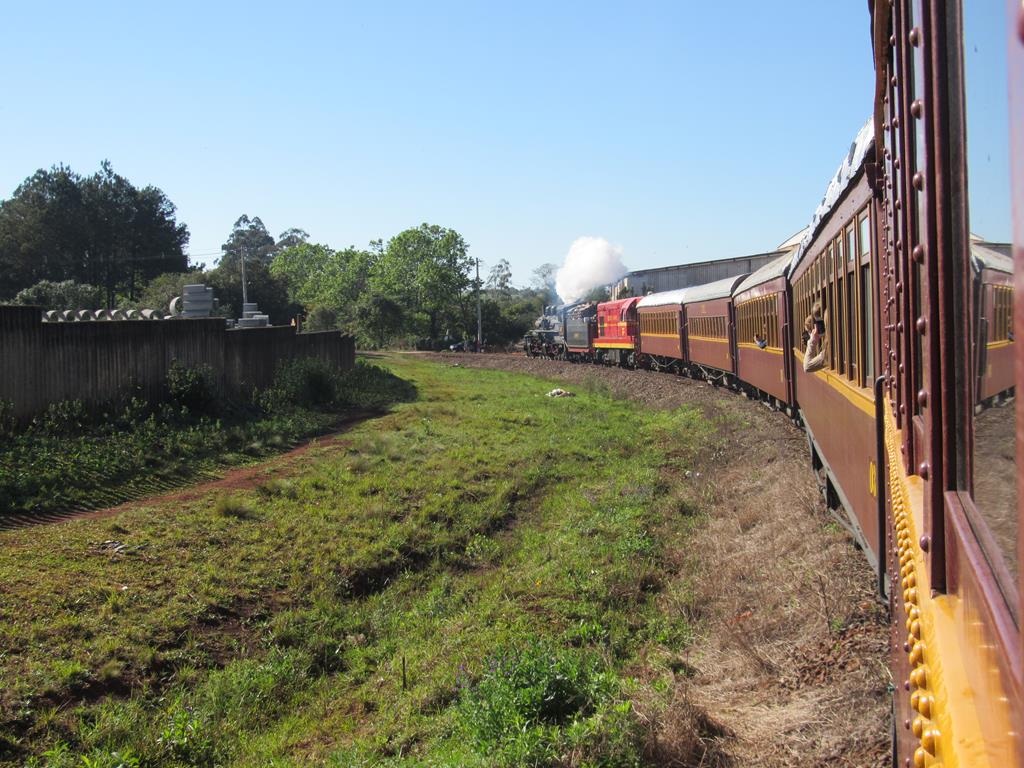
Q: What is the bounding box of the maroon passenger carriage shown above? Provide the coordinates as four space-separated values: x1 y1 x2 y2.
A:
732 253 796 411
972 241 1015 404
636 289 687 372
681 275 746 382
788 119 881 560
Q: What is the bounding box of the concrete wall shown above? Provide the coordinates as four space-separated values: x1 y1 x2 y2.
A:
0 306 356 423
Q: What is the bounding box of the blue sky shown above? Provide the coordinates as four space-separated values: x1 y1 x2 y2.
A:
0 1 1004 284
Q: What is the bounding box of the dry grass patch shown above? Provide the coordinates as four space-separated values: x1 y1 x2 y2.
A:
671 433 889 767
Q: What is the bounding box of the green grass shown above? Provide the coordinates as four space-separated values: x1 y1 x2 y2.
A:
0 359 416 518
0 355 716 767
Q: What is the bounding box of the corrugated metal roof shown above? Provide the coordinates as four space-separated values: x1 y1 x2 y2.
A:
971 242 1013 274
637 288 689 308
683 275 747 304
734 252 791 295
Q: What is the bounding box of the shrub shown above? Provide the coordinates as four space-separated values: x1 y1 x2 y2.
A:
213 495 256 519
166 360 218 414
13 279 105 310
257 478 298 499
304 306 339 332
456 641 639 766
78 748 141 768
334 361 418 410
156 704 213 764
269 357 339 408
0 399 16 437
35 399 91 435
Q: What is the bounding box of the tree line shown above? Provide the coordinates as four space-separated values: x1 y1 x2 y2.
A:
0 162 188 307
0 163 559 347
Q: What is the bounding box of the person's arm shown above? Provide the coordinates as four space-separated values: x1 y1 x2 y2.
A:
803 331 827 372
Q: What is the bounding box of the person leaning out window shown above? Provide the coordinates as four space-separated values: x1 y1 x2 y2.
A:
803 302 827 373
755 323 769 350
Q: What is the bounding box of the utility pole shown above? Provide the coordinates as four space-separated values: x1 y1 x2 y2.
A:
240 246 249 307
476 258 482 353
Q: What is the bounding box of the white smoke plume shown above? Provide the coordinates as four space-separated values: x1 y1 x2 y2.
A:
554 236 628 303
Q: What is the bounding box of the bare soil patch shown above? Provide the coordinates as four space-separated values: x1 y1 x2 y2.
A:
420 352 889 767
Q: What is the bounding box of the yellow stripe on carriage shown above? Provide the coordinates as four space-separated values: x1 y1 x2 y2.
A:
793 348 874 417
883 406 1012 768
737 342 783 355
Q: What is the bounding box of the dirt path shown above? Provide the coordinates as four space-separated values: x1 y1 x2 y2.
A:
0 410 377 531
420 352 890 767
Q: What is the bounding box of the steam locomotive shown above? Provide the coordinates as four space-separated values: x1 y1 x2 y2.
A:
529 3 1024 764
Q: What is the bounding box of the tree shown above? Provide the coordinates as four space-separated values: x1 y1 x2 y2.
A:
124 271 196 313
207 258 297 325
80 162 189 305
531 263 558 299
486 259 513 294
0 166 87 299
370 224 473 341
270 242 374 322
355 295 405 347
276 228 309 250
13 280 105 310
219 215 276 270
0 162 188 304
582 285 610 303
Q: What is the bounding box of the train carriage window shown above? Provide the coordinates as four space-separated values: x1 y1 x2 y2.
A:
841 237 849 377
858 212 871 385
848 224 859 383
858 213 870 261
847 272 856 382
963 0 1018 590
862 264 874 384
834 239 844 374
